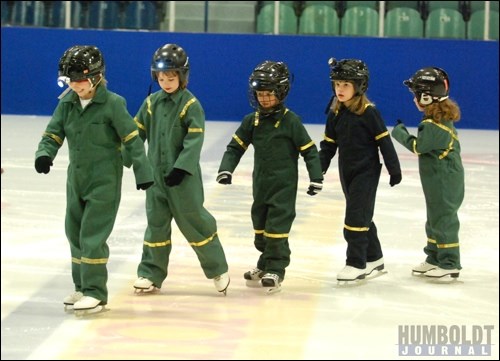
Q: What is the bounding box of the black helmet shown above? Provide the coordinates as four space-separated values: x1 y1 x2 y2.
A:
404 67 450 105
151 43 190 84
58 45 104 84
328 58 369 95
248 60 291 114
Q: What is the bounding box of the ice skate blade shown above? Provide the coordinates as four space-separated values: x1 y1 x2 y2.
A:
336 278 367 287
426 277 461 285
264 285 282 295
337 273 366 282
245 279 263 288
412 270 427 276
425 272 460 279
134 286 159 295
74 306 109 317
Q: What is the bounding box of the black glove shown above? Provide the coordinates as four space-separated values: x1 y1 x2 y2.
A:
35 156 53 174
216 171 232 185
395 119 404 126
136 181 154 190
390 173 402 187
307 180 323 196
164 168 188 187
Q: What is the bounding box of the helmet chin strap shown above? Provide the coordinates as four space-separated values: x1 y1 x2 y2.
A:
57 87 72 100
89 75 103 89
419 93 449 105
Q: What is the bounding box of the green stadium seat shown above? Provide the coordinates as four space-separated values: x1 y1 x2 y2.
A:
468 10 499 40
341 6 378 37
257 3 298 34
385 7 423 38
345 1 378 10
425 8 466 39
299 4 339 35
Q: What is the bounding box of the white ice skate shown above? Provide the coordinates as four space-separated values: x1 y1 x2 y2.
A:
412 261 437 275
63 291 83 312
133 277 159 294
244 267 265 287
213 272 230 295
261 273 282 294
365 258 387 279
73 296 107 316
337 265 366 285
424 267 460 279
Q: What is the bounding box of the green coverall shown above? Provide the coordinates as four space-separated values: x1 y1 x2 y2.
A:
35 85 153 303
134 88 228 287
218 108 323 281
392 119 464 270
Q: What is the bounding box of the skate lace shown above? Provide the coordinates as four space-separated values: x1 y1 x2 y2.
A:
262 273 280 283
250 268 263 276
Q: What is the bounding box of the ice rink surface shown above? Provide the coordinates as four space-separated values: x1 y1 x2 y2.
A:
1 115 498 360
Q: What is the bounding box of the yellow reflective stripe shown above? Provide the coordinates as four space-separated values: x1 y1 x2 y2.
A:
146 96 152 116
427 238 459 248
437 243 459 249
412 139 420 155
43 132 63 145
375 131 389 141
122 129 138 143
421 119 459 160
233 134 248 150
189 232 217 247
344 224 370 232
254 112 260 127
144 240 171 248
81 257 108 265
422 119 459 141
323 134 336 143
180 98 196 119
254 229 265 234
299 140 315 151
188 128 203 133
274 108 289 128
71 257 81 264
264 231 289 238
134 117 146 132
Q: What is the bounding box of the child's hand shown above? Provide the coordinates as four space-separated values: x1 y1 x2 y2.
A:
307 181 323 196
216 171 232 185
389 173 402 187
137 181 154 190
164 168 187 187
35 156 53 174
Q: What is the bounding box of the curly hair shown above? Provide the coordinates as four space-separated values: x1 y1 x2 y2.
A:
424 98 461 123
